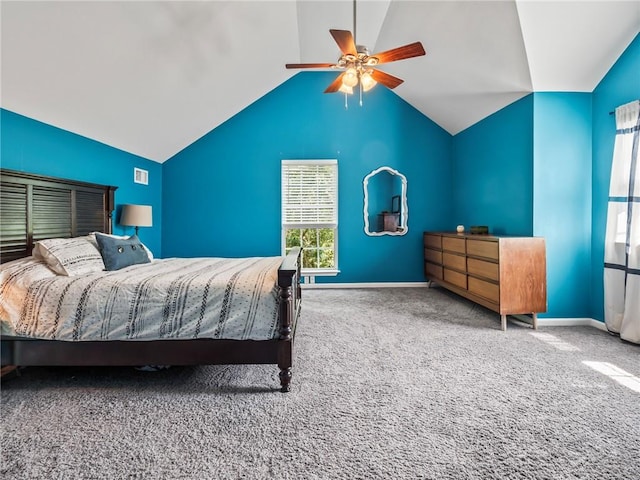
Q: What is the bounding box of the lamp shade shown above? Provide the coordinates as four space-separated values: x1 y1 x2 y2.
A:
120 204 152 228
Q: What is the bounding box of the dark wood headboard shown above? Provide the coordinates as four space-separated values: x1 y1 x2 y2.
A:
0 169 117 263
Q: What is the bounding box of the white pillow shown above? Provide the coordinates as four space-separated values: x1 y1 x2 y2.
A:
33 237 105 276
88 232 153 260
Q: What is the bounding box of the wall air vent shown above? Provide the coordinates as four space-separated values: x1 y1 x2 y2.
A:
134 168 149 185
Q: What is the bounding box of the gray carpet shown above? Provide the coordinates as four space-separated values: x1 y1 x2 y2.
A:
2 287 639 479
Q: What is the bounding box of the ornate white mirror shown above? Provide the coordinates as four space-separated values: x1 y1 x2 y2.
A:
363 166 408 236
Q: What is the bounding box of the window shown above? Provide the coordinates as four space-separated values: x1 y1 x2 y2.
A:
282 160 338 275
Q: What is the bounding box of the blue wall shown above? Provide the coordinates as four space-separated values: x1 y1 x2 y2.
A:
591 33 640 321
162 71 452 283
448 34 639 320
532 93 592 318
451 95 534 236
449 93 591 317
451 92 593 319
0 109 163 256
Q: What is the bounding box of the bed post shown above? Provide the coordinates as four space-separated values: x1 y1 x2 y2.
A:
277 247 301 392
105 186 116 234
278 284 293 392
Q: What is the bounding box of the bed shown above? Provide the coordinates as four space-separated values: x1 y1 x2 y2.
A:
0 169 302 392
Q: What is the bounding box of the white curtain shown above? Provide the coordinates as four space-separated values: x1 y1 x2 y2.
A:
604 99 640 344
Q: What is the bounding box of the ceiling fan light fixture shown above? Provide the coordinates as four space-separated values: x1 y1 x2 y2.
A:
343 67 359 88
339 84 354 94
360 70 377 92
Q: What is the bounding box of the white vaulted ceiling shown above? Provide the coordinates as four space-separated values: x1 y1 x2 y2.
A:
1 1 638 163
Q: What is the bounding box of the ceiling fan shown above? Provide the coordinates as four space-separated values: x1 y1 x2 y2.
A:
285 2 426 103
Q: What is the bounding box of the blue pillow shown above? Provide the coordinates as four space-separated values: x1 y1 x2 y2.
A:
95 233 150 271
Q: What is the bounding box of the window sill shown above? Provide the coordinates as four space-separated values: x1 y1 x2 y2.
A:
301 269 340 278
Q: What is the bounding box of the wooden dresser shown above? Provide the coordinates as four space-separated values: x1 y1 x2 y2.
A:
423 232 547 330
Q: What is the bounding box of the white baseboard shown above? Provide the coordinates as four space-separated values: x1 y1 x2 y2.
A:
301 282 429 290
512 315 607 331
537 317 608 331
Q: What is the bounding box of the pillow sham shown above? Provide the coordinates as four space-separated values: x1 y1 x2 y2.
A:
33 237 105 276
94 233 150 271
88 232 154 260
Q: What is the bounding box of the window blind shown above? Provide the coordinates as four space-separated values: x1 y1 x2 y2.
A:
282 160 338 226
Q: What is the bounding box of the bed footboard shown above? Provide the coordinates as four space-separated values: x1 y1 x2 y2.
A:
277 247 302 392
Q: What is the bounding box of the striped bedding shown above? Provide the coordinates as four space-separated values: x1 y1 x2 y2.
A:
0 256 284 341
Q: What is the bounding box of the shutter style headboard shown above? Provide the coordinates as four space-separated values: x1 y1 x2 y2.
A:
0 169 117 263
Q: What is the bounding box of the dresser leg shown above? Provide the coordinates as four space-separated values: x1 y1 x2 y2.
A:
501 314 507 331
532 313 538 330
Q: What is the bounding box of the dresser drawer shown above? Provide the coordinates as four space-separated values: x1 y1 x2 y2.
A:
442 236 466 254
443 252 466 271
424 234 442 250
468 277 499 303
467 239 498 260
444 268 467 289
424 248 442 264
425 262 443 280
467 257 499 281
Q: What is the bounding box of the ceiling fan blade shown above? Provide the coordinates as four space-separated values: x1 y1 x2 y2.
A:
373 42 426 64
324 72 346 93
330 29 357 56
286 63 336 69
371 70 404 89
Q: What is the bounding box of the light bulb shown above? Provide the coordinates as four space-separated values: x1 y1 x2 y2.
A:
361 71 377 92
343 67 358 88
